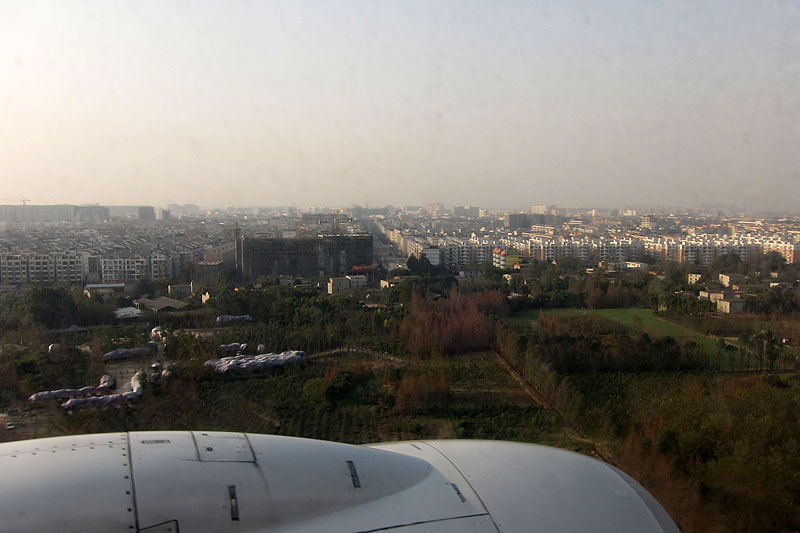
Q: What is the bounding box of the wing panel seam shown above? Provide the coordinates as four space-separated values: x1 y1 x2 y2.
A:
421 442 501 533
354 512 491 532
126 432 141 532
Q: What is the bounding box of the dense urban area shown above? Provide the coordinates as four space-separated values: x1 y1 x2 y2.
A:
1 202 800 532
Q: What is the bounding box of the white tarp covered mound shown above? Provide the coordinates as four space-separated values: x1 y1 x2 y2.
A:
60 372 144 410
103 347 153 361
205 351 304 374
216 314 253 326
150 327 165 341
28 375 115 402
218 342 247 355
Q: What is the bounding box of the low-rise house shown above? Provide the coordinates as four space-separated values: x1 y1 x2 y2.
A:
84 283 126 299
168 283 193 298
699 289 729 303
717 298 746 314
625 261 648 270
328 277 351 295
719 273 744 287
380 276 418 288
134 296 188 313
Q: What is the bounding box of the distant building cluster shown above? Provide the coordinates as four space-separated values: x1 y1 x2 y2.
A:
0 204 168 224
507 236 641 263
0 217 221 285
0 206 380 288
387 232 494 270
0 249 205 285
3 201 800 296
374 205 800 271
640 235 800 265
495 234 800 266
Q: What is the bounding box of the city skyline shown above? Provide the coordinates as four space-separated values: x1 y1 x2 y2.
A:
1 1 799 210
0 200 796 216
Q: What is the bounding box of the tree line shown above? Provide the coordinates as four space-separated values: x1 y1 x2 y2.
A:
494 322 800 532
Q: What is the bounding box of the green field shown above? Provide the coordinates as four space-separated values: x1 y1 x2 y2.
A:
501 309 540 332
516 308 718 353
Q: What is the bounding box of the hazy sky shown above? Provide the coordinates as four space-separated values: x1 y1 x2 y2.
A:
1 1 798 210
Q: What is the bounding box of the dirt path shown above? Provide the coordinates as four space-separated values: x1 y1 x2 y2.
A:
490 350 553 409
490 349 615 464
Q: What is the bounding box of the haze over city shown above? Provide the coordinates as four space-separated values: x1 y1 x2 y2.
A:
1 1 798 211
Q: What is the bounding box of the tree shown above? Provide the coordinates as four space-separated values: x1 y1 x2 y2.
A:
710 252 741 275
133 278 156 298
24 287 77 329
763 251 787 273
407 255 434 276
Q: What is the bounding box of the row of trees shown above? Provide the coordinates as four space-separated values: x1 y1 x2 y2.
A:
532 330 710 373
494 323 800 532
0 288 118 330
535 313 710 372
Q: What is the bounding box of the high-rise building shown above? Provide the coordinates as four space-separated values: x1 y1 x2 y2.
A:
138 206 156 220
505 213 531 230
75 205 109 223
453 206 479 218
236 234 373 280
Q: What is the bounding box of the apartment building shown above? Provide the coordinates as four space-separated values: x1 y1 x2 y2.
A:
0 251 86 284
492 248 522 270
100 257 148 282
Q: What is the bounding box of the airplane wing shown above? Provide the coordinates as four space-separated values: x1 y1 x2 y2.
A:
0 431 679 532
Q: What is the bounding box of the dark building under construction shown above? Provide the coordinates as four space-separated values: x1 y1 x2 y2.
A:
236 233 373 281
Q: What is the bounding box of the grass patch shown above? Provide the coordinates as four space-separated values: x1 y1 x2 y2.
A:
502 308 540 333
541 308 717 352
453 405 560 442
447 351 534 408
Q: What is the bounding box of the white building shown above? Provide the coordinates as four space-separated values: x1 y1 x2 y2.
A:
437 242 494 269
100 257 147 282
